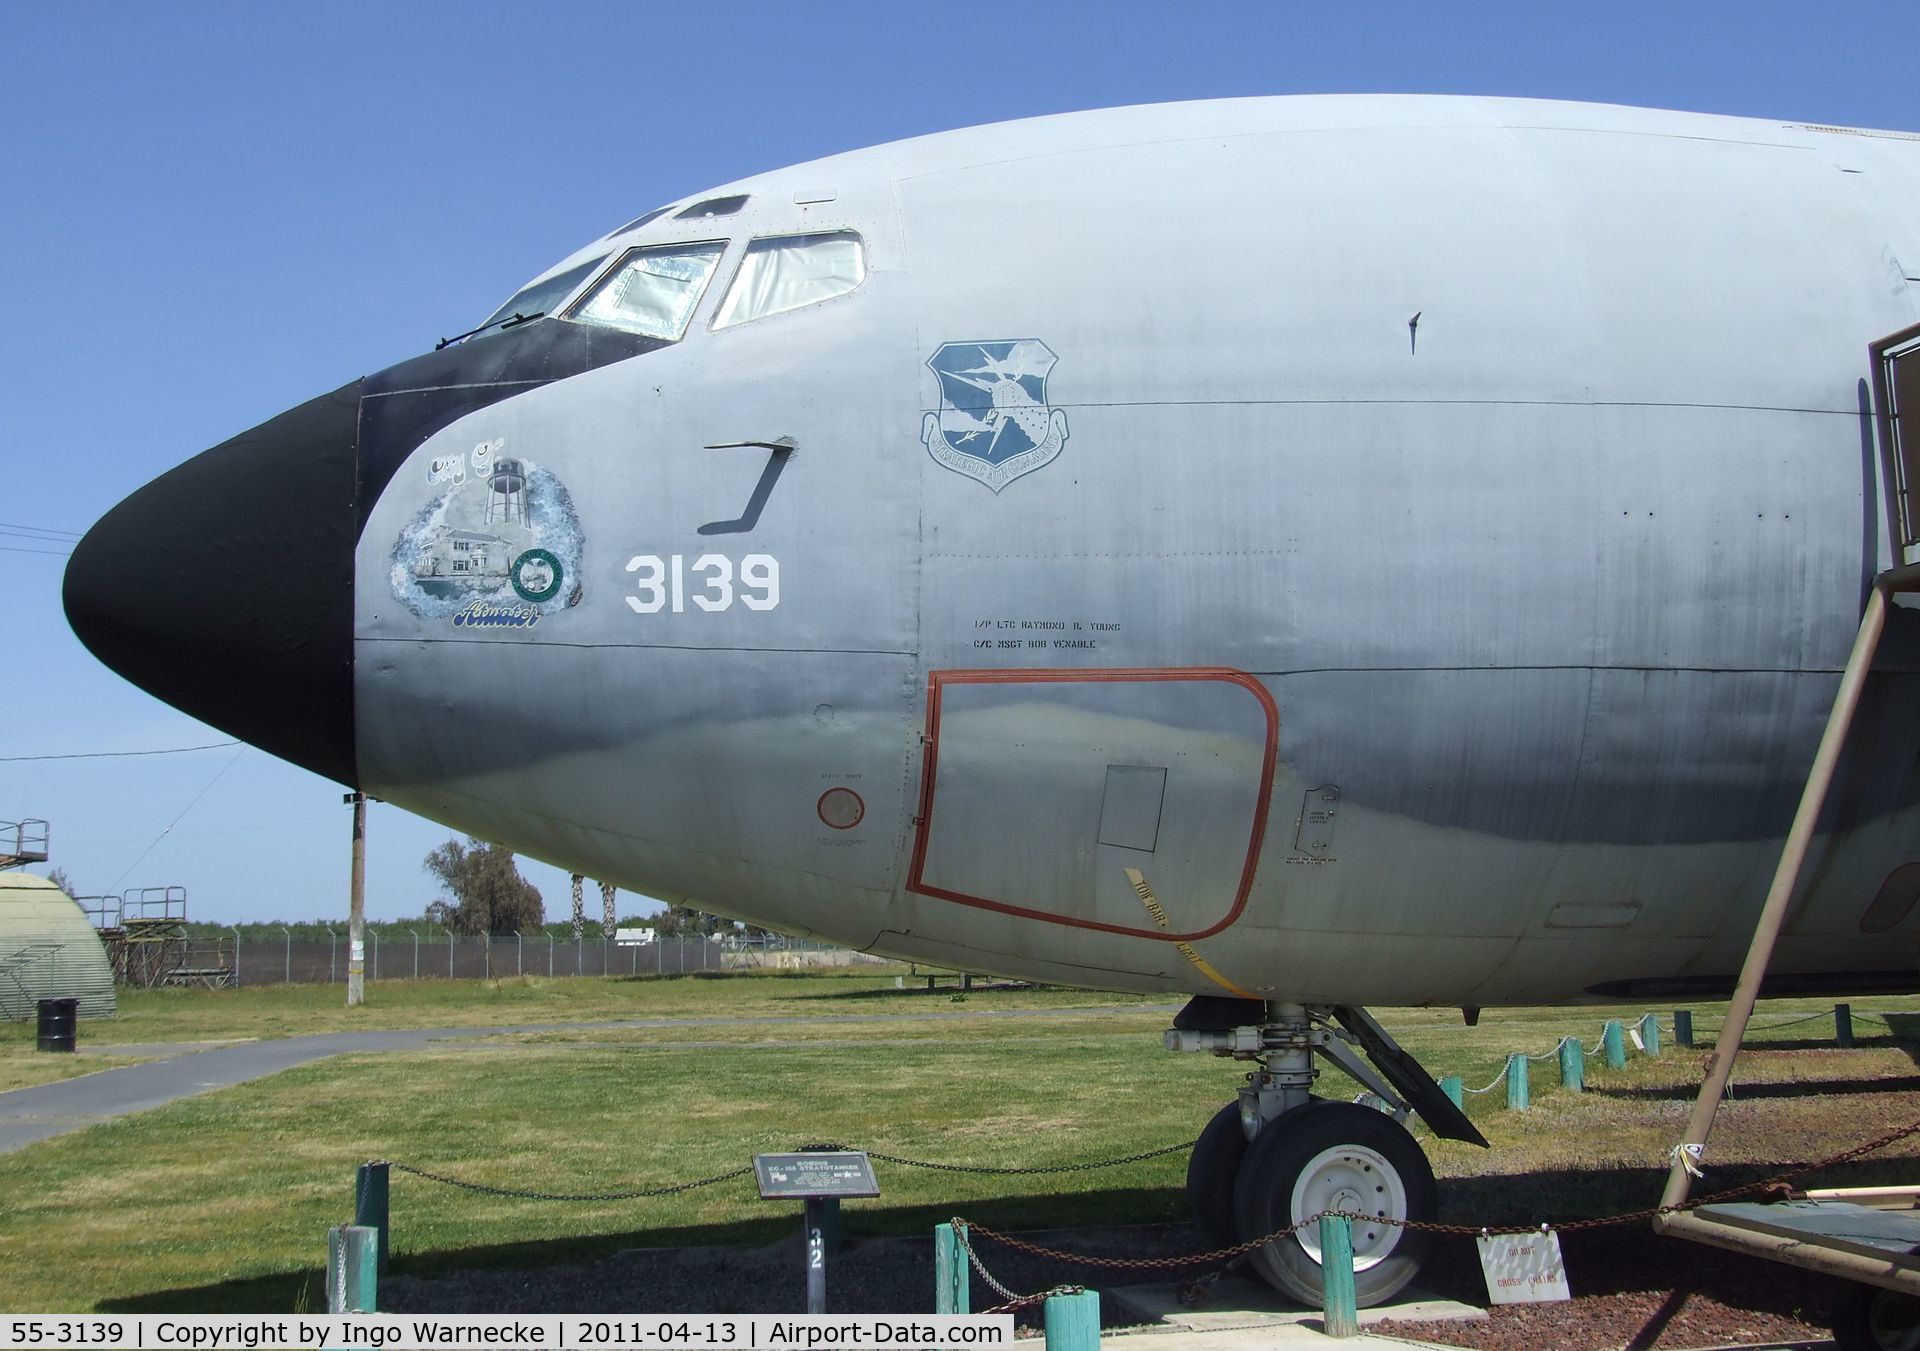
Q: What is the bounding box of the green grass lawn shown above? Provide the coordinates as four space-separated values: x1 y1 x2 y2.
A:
2 976 1918 1313
16 971 1171 1047
0 970 1173 1091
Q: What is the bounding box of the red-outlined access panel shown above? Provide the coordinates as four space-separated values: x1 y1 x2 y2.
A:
910 663 1282 940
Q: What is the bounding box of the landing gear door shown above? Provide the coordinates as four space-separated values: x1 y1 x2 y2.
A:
908 668 1277 940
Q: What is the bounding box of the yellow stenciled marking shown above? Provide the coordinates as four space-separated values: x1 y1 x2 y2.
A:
1124 867 1171 928
1174 943 1258 1000
1124 866 1257 1000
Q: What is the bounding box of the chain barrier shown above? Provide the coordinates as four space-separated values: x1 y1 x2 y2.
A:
951 1114 1920 1280
1459 1063 1509 1095
865 1141 1194 1176
385 1159 754 1201
384 1138 1195 1202
377 1026 1920 1310
952 1223 1086 1314
1689 1009 1855 1041
1481 1011 1871 1064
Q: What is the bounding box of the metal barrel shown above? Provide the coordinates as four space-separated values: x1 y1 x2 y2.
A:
35 997 77 1053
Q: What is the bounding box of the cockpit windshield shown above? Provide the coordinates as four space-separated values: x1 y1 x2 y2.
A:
475 255 609 334
567 241 728 341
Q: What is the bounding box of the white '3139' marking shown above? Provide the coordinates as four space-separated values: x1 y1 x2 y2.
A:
624 554 780 614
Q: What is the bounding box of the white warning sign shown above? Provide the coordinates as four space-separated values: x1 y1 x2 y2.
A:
1476 1228 1572 1305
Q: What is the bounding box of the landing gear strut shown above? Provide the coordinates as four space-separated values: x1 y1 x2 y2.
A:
1169 1000 1481 1307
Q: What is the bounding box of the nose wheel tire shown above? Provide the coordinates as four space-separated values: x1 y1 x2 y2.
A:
1187 1101 1252 1249
1231 1101 1438 1307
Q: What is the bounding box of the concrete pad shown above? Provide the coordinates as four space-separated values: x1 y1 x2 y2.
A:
1106 1274 1484 1331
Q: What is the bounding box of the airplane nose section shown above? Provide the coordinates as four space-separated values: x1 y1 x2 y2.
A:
63 381 363 785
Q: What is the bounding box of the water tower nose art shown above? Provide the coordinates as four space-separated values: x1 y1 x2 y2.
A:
388 438 586 628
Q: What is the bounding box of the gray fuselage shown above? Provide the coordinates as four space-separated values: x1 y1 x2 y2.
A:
76 96 1920 1007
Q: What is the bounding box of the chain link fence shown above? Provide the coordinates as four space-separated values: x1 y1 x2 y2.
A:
232 934 740 985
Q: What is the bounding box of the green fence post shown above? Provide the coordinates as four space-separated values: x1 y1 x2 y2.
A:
1439 1074 1463 1108
1043 1289 1100 1351
1505 1054 1529 1111
1639 1014 1661 1057
1674 1010 1694 1048
354 1162 389 1276
1836 1004 1854 1048
1318 1214 1358 1338
934 1222 969 1314
327 1224 378 1313
1557 1036 1584 1092
1602 1019 1627 1069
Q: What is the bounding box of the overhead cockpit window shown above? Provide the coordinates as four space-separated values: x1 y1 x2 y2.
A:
604 206 674 239
676 194 750 220
711 231 865 330
476 254 609 334
567 241 728 341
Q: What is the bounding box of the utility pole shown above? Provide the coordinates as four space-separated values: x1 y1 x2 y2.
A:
345 790 367 1007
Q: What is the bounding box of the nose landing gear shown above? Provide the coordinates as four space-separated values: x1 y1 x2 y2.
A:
1168 1001 1481 1306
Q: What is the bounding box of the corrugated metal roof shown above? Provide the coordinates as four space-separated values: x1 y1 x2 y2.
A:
0 873 117 1020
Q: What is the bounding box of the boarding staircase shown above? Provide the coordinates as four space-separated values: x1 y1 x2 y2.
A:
1653 324 1920 1305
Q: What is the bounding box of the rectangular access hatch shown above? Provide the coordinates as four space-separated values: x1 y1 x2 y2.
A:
908 668 1277 941
1098 764 1168 852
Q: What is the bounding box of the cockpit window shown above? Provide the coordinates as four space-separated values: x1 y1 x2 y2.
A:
604 206 674 240
676 194 749 219
711 231 865 330
477 255 608 333
567 241 728 341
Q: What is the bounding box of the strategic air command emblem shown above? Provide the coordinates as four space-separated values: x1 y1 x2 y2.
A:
921 340 1069 492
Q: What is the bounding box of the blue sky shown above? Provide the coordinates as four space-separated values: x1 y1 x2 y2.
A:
5 2 1919 924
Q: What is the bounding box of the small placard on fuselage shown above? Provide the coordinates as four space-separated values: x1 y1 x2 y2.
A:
753 1151 880 1200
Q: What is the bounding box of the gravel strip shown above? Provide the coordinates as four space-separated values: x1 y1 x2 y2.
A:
1367 1223 1841 1349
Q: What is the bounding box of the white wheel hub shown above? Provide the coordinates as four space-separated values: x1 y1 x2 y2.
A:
1289 1143 1408 1271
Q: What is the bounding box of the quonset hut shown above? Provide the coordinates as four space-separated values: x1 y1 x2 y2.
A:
0 873 116 1021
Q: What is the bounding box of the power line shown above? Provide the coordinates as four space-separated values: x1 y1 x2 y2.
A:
107 747 247 893
0 521 82 539
0 544 72 557
0 740 242 762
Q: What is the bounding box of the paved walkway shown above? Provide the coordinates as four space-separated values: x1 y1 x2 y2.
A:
0 1004 1176 1155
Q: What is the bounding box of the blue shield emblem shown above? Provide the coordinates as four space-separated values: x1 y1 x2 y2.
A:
921 340 1069 492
